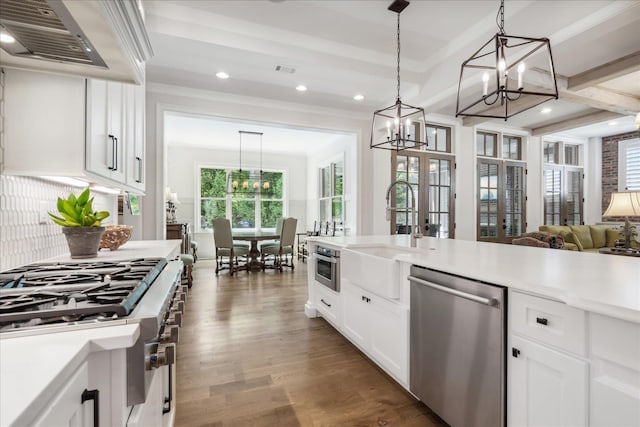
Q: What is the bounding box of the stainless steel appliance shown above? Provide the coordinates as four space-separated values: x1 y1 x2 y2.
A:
408 265 506 427
0 257 186 407
314 246 340 291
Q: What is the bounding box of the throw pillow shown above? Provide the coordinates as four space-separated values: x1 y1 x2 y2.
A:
589 225 609 248
570 225 594 249
561 230 584 251
605 228 624 247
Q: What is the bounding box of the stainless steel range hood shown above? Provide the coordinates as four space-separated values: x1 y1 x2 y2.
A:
0 0 153 84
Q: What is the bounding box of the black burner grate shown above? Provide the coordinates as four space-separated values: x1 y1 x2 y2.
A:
0 258 168 329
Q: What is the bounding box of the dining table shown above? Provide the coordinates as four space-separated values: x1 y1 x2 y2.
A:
233 231 280 271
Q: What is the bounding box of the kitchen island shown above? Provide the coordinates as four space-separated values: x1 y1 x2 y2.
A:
0 240 182 427
305 235 640 427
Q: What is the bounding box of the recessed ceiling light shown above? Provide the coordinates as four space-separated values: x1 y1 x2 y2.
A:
296 85 307 92
353 94 364 101
216 71 229 79
608 121 618 126
540 107 552 114
0 32 15 43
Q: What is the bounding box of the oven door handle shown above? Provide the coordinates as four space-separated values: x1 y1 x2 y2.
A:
315 254 338 263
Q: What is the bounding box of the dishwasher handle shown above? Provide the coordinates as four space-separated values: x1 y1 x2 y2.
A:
408 275 499 307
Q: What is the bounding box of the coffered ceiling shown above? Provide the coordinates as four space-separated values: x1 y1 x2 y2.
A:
144 0 640 136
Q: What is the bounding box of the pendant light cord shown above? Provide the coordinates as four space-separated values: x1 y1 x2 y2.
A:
396 12 401 101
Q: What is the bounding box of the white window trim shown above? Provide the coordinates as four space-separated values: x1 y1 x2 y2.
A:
618 138 640 191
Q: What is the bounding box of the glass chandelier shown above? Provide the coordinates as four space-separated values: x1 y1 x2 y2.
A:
228 131 271 195
455 0 558 121
370 0 427 152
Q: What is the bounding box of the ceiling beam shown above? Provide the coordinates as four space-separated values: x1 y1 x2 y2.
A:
568 51 640 91
530 110 624 136
560 86 640 116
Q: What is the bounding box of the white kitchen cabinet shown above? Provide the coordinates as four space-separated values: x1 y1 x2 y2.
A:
313 281 341 328
341 279 409 385
32 362 93 427
509 335 588 427
125 82 146 191
3 68 145 193
86 79 126 184
589 313 640 427
3 68 86 176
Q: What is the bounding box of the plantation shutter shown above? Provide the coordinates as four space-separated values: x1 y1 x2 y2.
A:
623 139 640 191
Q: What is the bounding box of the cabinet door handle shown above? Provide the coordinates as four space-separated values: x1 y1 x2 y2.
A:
113 136 118 171
81 388 100 427
361 296 371 303
512 347 521 358
163 364 172 414
107 135 115 170
536 317 548 326
136 156 143 183
320 298 331 308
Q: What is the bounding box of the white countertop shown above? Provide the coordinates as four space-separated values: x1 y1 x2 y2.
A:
0 324 140 426
309 235 640 323
46 240 182 262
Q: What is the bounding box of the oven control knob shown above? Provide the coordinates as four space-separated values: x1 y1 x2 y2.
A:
149 343 176 368
160 325 179 344
171 300 185 313
167 312 182 327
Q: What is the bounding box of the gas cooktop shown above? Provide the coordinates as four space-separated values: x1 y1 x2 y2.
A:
0 258 168 330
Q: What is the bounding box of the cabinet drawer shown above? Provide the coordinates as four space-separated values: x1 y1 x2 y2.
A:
314 282 341 328
510 291 586 356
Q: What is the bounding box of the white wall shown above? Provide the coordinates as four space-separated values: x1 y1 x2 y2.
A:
305 135 358 235
166 144 308 259
143 83 372 241
586 137 603 224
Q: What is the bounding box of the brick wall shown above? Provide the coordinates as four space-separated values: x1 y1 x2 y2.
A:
601 130 640 221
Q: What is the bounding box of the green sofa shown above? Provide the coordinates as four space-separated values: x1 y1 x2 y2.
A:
538 224 636 253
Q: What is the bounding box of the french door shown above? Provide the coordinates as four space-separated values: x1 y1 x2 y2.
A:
543 166 583 226
391 151 455 238
477 159 526 243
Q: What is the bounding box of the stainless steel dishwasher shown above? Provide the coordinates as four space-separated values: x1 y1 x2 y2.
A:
408 265 506 427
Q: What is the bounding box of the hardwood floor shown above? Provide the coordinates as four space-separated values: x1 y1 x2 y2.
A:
175 260 447 427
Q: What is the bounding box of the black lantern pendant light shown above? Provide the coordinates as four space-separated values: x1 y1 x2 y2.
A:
370 0 427 151
455 0 558 121
228 131 271 195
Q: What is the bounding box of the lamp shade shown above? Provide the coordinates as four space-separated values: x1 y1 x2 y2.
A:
603 191 640 218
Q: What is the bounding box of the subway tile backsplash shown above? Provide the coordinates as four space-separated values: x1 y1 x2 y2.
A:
0 175 116 270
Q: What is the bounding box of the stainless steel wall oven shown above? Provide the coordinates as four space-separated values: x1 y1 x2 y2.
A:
315 246 340 292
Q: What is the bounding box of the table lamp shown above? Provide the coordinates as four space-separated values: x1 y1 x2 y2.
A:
603 191 640 250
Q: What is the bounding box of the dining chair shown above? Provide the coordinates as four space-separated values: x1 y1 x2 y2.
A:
212 217 250 275
261 217 297 272
259 217 284 253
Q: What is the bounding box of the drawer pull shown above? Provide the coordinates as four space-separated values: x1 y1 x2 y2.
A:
536 317 548 326
361 296 371 303
512 347 521 358
320 299 331 308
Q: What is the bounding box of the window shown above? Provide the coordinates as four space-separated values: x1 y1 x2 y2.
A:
543 140 584 226
319 161 344 224
564 144 579 166
619 139 640 191
199 167 284 231
391 150 455 238
426 124 451 152
477 131 497 157
476 130 526 243
544 142 558 164
502 135 522 160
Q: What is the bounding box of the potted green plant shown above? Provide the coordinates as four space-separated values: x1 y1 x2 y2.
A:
49 188 110 258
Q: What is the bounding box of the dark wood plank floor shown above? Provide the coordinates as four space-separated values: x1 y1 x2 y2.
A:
175 260 446 427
